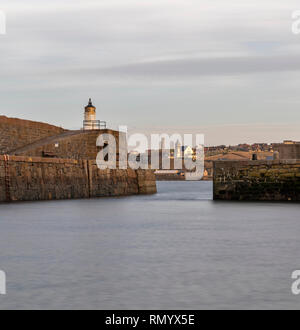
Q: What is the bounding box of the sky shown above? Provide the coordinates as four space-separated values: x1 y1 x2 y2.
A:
0 0 300 146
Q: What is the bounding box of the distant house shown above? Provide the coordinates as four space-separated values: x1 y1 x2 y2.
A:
181 146 194 158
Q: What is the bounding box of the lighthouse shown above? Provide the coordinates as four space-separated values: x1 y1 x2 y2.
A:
83 98 100 130
83 98 98 130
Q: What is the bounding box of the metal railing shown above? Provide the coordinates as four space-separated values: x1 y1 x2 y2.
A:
83 120 107 130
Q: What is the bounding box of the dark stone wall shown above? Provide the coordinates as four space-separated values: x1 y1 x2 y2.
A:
136 169 158 194
273 144 300 160
0 155 156 202
0 116 65 154
213 160 300 201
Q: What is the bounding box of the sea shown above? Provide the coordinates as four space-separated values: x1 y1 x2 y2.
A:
0 181 300 310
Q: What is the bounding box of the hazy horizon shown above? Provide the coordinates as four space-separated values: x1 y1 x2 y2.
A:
1 0 300 146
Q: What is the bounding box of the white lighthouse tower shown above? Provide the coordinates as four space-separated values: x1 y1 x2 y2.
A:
83 98 99 130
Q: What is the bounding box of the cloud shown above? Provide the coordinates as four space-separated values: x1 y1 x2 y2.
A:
94 55 300 79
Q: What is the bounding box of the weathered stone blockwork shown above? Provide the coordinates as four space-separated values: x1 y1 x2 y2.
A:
0 116 65 154
273 143 300 160
136 169 158 194
13 129 125 160
0 156 156 203
213 160 300 201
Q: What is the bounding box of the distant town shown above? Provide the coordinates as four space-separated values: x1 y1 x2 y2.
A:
141 140 300 181
205 140 299 156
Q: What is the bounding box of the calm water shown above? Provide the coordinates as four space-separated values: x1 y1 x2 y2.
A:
0 181 300 310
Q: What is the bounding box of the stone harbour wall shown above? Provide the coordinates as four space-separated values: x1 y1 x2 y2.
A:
0 155 156 202
14 129 125 160
0 116 65 154
213 160 300 201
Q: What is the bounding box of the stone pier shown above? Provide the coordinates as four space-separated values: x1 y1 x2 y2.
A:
213 160 300 201
0 155 156 202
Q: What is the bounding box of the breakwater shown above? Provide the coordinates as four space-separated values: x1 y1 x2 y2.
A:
213 160 300 201
0 155 156 202
0 116 65 155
